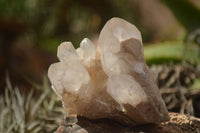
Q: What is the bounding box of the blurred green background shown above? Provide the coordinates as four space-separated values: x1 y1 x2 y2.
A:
0 0 200 132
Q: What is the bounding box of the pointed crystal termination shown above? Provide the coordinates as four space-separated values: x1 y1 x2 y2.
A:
48 17 169 125
99 18 169 124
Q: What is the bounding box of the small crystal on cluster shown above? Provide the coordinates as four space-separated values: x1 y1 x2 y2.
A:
48 17 169 125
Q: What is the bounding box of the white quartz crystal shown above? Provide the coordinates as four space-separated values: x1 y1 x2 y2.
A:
48 17 169 125
107 74 147 106
77 38 96 61
57 42 80 62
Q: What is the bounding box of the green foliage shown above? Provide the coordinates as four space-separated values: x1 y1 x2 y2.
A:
144 41 200 65
161 0 200 32
39 38 61 53
158 0 200 66
190 78 200 90
0 75 64 133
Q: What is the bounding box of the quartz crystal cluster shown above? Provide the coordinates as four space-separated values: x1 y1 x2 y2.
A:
48 17 169 125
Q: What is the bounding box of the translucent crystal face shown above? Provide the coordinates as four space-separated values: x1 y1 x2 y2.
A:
48 17 169 125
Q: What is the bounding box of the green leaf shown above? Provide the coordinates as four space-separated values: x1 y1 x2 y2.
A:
162 0 200 32
144 41 200 65
144 41 183 65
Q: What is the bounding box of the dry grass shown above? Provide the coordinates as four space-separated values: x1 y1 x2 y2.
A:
0 74 64 133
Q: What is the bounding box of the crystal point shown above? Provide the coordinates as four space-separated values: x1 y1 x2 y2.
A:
57 42 79 62
48 17 169 125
